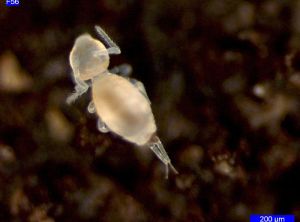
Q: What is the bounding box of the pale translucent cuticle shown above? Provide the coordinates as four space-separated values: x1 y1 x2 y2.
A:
67 25 178 178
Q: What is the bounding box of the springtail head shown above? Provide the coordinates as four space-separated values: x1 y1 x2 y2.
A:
148 136 179 179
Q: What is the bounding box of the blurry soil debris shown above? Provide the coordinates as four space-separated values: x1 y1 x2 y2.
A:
0 0 300 222
0 51 33 93
45 107 74 143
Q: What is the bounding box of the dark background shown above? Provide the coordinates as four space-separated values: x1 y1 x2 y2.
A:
0 0 299 221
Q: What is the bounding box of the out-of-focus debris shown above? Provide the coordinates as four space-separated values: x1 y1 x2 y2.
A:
45 107 74 142
76 175 147 221
252 82 271 99
37 0 62 11
10 187 31 216
0 144 16 173
0 144 15 164
223 2 255 33
222 74 245 94
76 176 113 219
261 1 281 18
236 92 296 133
0 51 33 92
285 52 299 71
238 31 268 57
261 134 298 177
229 203 250 221
104 192 147 222
175 173 196 191
28 205 54 222
285 51 300 89
165 112 198 141
223 51 243 62
289 73 300 89
291 0 300 48
43 58 66 79
178 145 203 169
212 153 236 178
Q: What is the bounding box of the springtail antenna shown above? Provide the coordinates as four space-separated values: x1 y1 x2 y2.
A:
94 25 121 55
148 136 178 179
